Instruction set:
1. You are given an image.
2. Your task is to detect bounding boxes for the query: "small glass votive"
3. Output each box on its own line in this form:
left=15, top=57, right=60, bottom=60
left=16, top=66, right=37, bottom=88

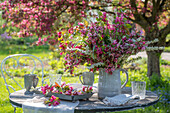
left=49, top=74, right=62, bottom=86
left=131, top=81, right=146, bottom=99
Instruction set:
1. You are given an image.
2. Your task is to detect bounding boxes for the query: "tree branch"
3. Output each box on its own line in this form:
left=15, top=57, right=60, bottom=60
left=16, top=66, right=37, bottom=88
left=159, top=0, right=166, bottom=11
left=160, top=20, right=170, bottom=40
left=156, top=0, right=161, bottom=7
left=88, top=4, right=113, bottom=8
left=150, top=0, right=159, bottom=24
left=144, top=0, right=148, bottom=9
left=88, top=5, right=116, bottom=15
left=153, top=0, right=156, bottom=6
left=130, top=0, right=138, bottom=13
left=123, top=14, right=136, bottom=23
left=143, top=0, right=148, bottom=17
left=56, top=6, right=69, bottom=17
left=129, top=0, right=147, bottom=25
left=90, top=4, right=140, bottom=25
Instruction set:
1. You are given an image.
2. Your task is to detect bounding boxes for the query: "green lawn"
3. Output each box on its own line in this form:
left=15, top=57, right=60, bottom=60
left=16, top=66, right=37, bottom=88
left=0, top=44, right=51, bottom=60
left=165, top=46, right=170, bottom=52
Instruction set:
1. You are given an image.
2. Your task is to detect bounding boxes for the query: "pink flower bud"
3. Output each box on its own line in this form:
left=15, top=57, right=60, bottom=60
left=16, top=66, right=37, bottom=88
left=89, top=86, right=93, bottom=90
left=50, top=98, right=53, bottom=102
left=51, top=95, right=56, bottom=100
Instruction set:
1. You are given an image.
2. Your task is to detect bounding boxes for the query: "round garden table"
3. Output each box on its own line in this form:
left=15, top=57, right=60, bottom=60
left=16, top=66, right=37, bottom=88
left=9, top=86, right=159, bottom=113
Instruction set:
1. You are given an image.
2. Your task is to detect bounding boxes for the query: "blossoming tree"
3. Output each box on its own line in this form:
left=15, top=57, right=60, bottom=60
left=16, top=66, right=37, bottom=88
left=0, top=0, right=169, bottom=77
left=116, top=0, right=170, bottom=77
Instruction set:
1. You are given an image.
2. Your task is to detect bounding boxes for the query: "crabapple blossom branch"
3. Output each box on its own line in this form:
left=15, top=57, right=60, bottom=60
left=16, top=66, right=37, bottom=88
left=125, top=56, right=142, bottom=64
left=66, top=48, right=91, bottom=55
left=145, top=38, right=159, bottom=45
left=86, top=62, right=105, bottom=70
left=146, top=47, right=165, bottom=51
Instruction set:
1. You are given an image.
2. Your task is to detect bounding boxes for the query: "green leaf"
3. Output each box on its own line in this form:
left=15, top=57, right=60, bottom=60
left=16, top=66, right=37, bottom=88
left=123, top=18, right=127, bottom=21
left=5, top=28, right=10, bottom=32
left=126, top=24, right=132, bottom=28
left=96, top=17, right=100, bottom=21
left=73, top=40, right=82, bottom=47
left=98, top=11, right=103, bottom=16
left=82, top=40, right=89, bottom=46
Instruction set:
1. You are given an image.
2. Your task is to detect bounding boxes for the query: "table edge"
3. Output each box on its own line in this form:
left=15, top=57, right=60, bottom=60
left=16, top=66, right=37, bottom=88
left=74, top=97, right=159, bottom=113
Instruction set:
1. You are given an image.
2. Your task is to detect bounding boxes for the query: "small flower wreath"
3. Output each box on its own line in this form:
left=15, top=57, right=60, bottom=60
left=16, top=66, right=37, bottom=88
left=41, top=82, right=93, bottom=106
left=44, top=95, right=61, bottom=106
left=41, top=82, right=93, bottom=96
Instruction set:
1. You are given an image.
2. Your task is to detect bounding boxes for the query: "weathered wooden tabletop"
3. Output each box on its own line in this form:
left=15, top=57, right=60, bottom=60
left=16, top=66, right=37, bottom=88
left=9, top=87, right=159, bottom=113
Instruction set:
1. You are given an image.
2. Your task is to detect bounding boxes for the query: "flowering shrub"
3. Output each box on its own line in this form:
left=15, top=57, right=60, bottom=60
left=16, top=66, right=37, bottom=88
left=44, top=95, right=60, bottom=106
left=61, top=11, right=146, bottom=74
left=41, top=82, right=93, bottom=96
left=1, top=32, right=12, bottom=39
left=0, top=0, right=89, bottom=39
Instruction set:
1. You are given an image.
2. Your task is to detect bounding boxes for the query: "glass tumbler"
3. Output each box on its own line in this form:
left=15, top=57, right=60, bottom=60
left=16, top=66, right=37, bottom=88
left=131, top=81, right=146, bottom=99
left=49, top=74, right=62, bottom=86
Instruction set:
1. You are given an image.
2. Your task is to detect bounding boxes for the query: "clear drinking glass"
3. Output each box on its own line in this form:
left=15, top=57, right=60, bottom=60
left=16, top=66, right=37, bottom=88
left=131, top=81, right=146, bottom=99
left=49, top=74, right=62, bottom=86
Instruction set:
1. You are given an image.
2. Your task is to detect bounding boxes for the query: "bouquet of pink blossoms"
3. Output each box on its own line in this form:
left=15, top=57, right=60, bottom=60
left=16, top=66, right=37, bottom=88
left=60, top=11, right=146, bottom=74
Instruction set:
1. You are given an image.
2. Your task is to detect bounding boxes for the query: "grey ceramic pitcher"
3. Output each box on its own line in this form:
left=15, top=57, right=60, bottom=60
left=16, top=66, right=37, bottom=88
left=98, top=68, right=128, bottom=99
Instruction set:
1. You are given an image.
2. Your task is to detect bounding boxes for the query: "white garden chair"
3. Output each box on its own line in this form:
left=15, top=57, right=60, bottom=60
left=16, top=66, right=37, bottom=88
left=1, top=54, right=45, bottom=113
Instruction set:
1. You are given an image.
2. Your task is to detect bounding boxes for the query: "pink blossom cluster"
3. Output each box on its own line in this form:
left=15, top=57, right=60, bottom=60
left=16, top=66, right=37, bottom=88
left=0, top=0, right=89, bottom=41
left=44, top=95, right=60, bottom=106
left=41, top=84, right=54, bottom=95
left=119, top=0, right=154, bottom=16
left=82, top=86, right=93, bottom=93
left=63, top=11, right=146, bottom=74
left=60, top=82, right=74, bottom=95
left=118, top=0, right=168, bottom=27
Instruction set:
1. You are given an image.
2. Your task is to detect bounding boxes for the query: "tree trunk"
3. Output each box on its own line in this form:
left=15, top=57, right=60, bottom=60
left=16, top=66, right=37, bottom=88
left=146, top=51, right=162, bottom=77
left=144, top=25, right=165, bottom=77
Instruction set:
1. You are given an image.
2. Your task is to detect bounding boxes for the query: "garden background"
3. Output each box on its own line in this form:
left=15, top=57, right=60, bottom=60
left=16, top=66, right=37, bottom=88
left=0, top=2, right=170, bottom=113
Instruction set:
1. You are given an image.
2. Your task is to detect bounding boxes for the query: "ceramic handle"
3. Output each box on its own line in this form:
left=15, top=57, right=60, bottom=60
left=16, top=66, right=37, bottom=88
left=120, top=69, right=128, bottom=89
left=79, top=75, right=84, bottom=85
left=33, top=77, right=39, bottom=88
